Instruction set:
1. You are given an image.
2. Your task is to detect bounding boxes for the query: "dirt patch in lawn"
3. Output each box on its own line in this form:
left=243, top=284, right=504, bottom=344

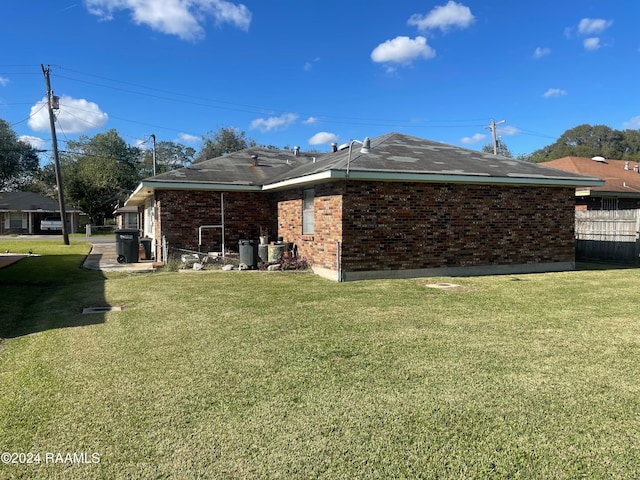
left=420, top=282, right=471, bottom=292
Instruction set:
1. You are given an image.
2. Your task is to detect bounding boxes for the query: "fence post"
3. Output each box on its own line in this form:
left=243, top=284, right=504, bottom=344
left=636, top=212, right=640, bottom=264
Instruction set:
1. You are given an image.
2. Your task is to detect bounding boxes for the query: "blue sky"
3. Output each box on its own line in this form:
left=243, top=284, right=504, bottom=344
left=2, top=0, right=639, bottom=163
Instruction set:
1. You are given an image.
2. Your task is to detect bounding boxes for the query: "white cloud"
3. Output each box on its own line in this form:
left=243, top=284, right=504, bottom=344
left=308, top=132, right=338, bottom=146
left=497, top=125, right=521, bottom=136
left=0, top=76, right=9, bottom=87
left=303, top=117, right=318, bottom=125
left=371, top=36, right=435, bottom=66
left=460, top=133, right=486, bottom=144
left=578, top=18, right=613, bottom=35
left=533, top=47, right=551, bottom=59
left=542, top=88, right=568, bottom=98
left=622, top=116, right=640, bottom=129
left=178, top=133, right=200, bottom=143
left=249, top=113, right=298, bottom=132
left=84, top=0, right=251, bottom=42
left=408, top=1, right=474, bottom=32
left=303, top=57, right=320, bottom=71
left=19, top=135, right=46, bottom=150
left=583, top=37, right=601, bottom=51
left=28, top=95, right=108, bottom=134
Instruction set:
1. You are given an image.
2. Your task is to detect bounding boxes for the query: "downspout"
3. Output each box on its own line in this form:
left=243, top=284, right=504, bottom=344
left=337, top=240, right=343, bottom=282
left=221, top=192, right=225, bottom=262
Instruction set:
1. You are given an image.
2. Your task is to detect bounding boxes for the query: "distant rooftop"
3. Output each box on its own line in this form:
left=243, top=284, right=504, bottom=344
left=541, top=156, right=640, bottom=194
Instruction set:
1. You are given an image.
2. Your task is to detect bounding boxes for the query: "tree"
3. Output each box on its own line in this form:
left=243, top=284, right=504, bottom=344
left=528, top=124, right=640, bottom=162
left=482, top=139, right=513, bottom=158
left=0, top=119, right=40, bottom=191
left=140, top=140, right=195, bottom=177
left=62, top=129, right=141, bottom=224
left=194, top=127, right=256, bottom=163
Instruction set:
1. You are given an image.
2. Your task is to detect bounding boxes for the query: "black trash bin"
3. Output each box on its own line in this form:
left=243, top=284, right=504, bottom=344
left=115, top=229, right=140, bottom=263
left=239, top=239, right=258, bottom=269
left=140, top=238, right=152, bottom=260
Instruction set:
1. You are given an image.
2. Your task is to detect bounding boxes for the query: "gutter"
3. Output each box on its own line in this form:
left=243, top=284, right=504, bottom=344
left=125, top=180, right=262, bottom=206
left=126, top=168, right=605, bottom=202
left=264, top=169, right=605, bottom=190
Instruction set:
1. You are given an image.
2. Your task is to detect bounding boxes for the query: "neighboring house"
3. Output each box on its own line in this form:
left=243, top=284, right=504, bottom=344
left=0, top=191, right=81, bottom=235
left=114, top=205, right=139, bottom=230
left=541, top=156, right=640, bottom=264
left=540, top=156, right=640, bottom=210
left=125, top=132, right=602, bottom=281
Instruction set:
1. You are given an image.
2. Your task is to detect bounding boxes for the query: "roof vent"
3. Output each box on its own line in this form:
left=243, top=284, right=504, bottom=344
left=625, top=161, right=630, bottom=170
left=331, top=142, right=338, bottom=153
left=591, top=156, right=607, bottom=163
left=293, top=146, right=300, bottom=156
left=635, top=165, right=639, bottom=173
left=251, top=154, right=258, bottom=166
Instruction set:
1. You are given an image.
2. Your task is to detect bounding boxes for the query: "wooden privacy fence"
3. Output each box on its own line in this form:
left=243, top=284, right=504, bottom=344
left=575, top=209, right=640, bottom=264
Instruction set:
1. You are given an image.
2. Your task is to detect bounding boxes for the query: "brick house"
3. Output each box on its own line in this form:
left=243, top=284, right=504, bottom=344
left=125, top=133, right=602, bottom=281
left=0, top=191, right=81, bottom=235
left=540, top=156, right=640, bottom=210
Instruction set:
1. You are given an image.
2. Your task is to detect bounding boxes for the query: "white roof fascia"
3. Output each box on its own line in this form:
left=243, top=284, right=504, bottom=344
left=262, top=171, right=335, bottom=190
left=126, top=169, right=605, bottom=202
left=144, top=181, right=261, bottom=191
left=125, top=180, right=262, bottom=206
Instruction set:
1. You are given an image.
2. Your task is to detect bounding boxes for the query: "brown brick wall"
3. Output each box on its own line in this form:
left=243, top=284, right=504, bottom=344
left=156, top=182, right=576, bottom=275
left=157, top=190, right=275, bottom=253
left=340, top=182, right=576, bottom=272
left=274, top=183, right=344, bottom=270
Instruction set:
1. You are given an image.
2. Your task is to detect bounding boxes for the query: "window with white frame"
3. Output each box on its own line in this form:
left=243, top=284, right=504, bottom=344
left=9, top=212, right=25, bottom=229
left=302, top=188, right=314, bottom=235
left=126, top=212, right=138, bottom=228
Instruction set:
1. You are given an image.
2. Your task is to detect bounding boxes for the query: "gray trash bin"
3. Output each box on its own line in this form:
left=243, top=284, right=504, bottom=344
left=115, top=229, right=140, bottom=263
left=239, top=239, right=258, bottom=269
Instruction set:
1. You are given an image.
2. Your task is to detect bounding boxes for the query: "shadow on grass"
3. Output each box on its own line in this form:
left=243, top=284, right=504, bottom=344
left=0, top=253, right=108, bottom=340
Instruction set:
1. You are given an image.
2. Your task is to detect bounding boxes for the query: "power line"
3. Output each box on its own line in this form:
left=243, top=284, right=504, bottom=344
left=9, top=104, right=46, bottom=127
left=52, top=67, right=491, bottom=130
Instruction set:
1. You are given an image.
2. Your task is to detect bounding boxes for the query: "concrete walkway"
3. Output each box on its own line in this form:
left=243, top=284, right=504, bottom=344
left=82, top=242, right=158, bottom=273
left=0, top=235, right=158, bottom=272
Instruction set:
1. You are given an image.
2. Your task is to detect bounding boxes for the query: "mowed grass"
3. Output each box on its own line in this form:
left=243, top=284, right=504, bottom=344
left=1, top=241, right=640, bottom=479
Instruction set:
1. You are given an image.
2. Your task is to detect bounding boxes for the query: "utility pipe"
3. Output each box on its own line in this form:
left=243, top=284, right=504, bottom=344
left=197, top=193, right=226, bottom=261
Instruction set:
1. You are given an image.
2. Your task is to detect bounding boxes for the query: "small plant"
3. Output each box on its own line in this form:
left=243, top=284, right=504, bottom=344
left=259, top=256, right=309, bottom=271
left=163, top=258, right=183, bottom=272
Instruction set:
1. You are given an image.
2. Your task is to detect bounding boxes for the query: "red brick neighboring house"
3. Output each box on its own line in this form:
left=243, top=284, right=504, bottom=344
left=540, top=156, right=640, bottom=210
left=125, top=133, right=602, bottom=281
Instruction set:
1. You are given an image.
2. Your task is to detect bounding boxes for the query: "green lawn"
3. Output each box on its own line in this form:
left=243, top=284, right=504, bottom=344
left=1, top=241, right=640, bottom=479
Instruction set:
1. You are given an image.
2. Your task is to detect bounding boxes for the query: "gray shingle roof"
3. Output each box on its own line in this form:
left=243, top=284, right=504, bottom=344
left=275, top=132, right=603, bottom=184
left=127, top=132, right=603, bottom=205
left=147, top=147, right=316, bottom=187
left=0, top=192, right=70, bottom=212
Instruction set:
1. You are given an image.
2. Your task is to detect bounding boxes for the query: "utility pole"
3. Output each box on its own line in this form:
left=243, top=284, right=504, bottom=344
left=150, top=134, right=156, bottom=176
left=485, top=119, right=506, bottom=155
left=41, top=64, right=69, bottom=245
